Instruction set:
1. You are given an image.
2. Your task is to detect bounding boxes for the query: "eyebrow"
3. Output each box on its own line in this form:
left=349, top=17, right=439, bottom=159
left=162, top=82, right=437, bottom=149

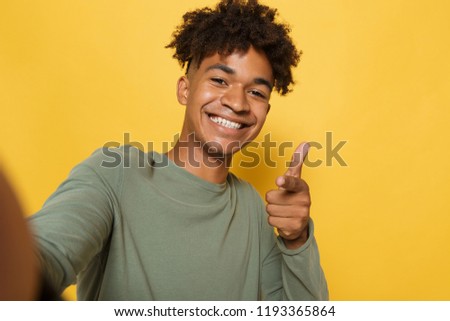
left=206, top=63, right=273, bottom=91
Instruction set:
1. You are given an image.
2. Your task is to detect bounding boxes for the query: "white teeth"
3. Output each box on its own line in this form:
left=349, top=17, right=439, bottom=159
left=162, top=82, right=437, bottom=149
left=209, top=116, right=243, bottom=129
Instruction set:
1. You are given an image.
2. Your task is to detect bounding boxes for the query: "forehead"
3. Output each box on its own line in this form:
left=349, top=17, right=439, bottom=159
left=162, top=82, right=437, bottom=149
left=191, top=47, right=274, bottom=82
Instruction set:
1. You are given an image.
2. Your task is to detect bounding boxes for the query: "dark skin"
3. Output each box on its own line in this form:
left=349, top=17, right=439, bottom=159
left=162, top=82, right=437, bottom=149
left=266, top=142, right=311, bottom=249
left=167, top=46, right=312, bottom=249
left=0, top=169, right=40, bottom=300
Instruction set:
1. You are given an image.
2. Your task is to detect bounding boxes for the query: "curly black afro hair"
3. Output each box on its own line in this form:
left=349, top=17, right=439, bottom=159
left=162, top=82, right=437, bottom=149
left=166, top=0, right=301, bottom=95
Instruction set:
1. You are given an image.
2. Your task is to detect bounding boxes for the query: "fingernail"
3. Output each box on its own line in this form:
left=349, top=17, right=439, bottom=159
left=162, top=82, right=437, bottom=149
left=276, top=176, right=285, bottom=186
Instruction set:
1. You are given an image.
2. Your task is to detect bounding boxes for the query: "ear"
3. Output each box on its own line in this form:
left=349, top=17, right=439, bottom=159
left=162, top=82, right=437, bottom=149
left=176, top=76, right=189, bottom=105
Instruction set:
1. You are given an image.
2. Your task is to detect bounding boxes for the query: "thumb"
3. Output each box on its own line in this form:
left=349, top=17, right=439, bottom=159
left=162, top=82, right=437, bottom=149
left=285, top=142, right=310, bottom=178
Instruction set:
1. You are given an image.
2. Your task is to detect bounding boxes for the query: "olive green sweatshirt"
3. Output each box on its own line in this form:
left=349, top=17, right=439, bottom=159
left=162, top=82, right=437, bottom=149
left=28, top=146, right=328, bottom=300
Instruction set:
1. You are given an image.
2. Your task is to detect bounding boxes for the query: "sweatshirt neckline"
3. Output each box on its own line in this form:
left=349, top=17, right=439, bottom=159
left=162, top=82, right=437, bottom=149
left=150, top=151, right=228, bottom=194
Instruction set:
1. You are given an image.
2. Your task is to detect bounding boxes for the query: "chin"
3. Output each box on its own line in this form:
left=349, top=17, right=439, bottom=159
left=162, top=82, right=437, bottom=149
left=202, top=140, right=243, bottom=159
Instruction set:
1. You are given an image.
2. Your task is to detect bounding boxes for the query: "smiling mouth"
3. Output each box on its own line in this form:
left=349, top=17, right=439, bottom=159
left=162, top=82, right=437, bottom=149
left=208, top=115, right=245, bottom=129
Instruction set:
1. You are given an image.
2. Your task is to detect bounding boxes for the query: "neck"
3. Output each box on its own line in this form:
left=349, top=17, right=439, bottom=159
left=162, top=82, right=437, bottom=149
left=166, top=140, right=232, bottom=184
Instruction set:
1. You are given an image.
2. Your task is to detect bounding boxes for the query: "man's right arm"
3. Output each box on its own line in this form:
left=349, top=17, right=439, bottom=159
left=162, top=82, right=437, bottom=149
left=28, top=149, right=121, bottom=294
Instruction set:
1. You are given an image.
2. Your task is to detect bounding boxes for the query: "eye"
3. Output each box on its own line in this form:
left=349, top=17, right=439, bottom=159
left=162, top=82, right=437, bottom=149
left=211, top=77, right=227, bottom=86
left=249, top=89, right=267, bottom=99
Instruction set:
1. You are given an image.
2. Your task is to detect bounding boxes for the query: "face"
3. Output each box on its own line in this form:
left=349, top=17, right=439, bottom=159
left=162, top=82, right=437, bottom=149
left=177, top=46, right=274, bottom=157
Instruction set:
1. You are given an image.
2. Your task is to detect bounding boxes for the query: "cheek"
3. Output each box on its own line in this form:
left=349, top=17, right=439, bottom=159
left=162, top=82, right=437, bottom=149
left=255, top=107, right=269, bottom=125
left=187, top=84, right=218, bottom=107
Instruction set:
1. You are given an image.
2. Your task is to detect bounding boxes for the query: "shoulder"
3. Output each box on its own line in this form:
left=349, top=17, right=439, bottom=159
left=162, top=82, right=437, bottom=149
left=68, top=145, right=152, bottom=191
left=85, top=145, right=147, bottom=168
left=228, top=172, right=265, bottom=205
left=79, top=145, right=157, bottom=172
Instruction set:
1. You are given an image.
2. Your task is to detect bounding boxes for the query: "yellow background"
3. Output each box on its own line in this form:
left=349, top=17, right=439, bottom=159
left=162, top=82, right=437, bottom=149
left=1, top=0, right=449, bottom=300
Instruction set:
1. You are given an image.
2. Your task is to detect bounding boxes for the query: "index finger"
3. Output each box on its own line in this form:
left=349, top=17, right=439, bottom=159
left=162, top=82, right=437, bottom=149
left=276, top=175, right=309, bottom=193
left=285, top=142, right=310, bottom=178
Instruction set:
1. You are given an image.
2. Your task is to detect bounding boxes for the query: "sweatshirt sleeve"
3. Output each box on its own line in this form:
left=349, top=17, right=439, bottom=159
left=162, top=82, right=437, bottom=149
left=27, top=148, right=122, bottom=294
left=258, top=194, right=329, bottom=301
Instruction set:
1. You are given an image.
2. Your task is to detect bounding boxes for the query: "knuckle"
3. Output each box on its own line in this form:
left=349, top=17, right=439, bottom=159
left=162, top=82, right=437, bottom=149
left=265, top=203, right=273, bottom=213
left=282, top=230, right=294, bottom=239
left=298, top=208, right=310, bottom=220
left=294, top=194, right=311, bottom=207
left=265, top=190, right=276, bottom=203
left=302, top=180, right=310, bottom=192
left=287, top=177, right=297, bottom=190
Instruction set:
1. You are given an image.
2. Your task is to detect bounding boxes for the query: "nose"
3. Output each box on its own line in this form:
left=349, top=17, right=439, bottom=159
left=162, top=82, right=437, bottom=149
left=220, top=86, right=249, bottom=113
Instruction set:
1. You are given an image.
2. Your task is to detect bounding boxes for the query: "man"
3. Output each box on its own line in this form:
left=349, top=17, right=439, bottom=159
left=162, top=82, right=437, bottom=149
left=28, top=0, right=328, bottom=300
